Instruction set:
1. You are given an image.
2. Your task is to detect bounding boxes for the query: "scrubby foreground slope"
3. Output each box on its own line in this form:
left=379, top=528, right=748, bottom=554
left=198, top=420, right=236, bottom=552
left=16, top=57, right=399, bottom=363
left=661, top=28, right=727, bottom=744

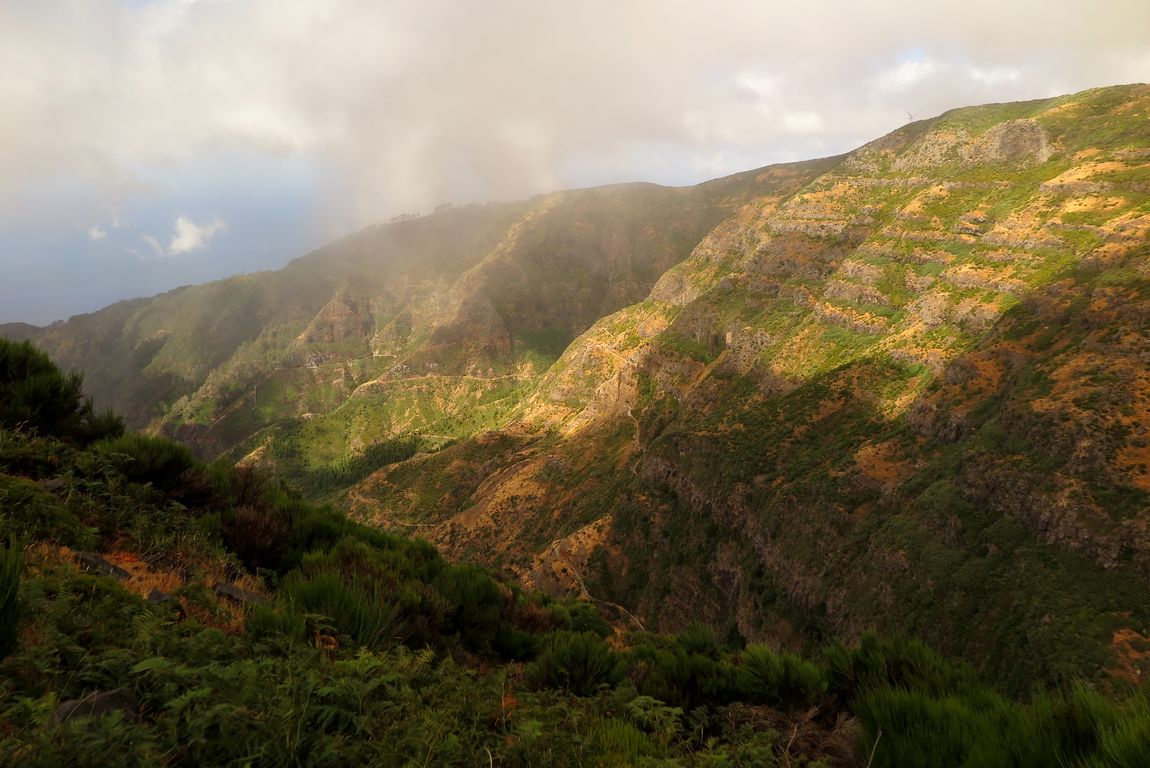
left=7, top=340, right=1150, bottom=766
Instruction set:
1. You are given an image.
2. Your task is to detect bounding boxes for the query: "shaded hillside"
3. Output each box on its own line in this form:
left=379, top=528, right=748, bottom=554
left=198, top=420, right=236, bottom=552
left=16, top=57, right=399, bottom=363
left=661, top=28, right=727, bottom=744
left=18, top=163, right=832, bottom=472
left=344, top=84, right=1150, bottom=692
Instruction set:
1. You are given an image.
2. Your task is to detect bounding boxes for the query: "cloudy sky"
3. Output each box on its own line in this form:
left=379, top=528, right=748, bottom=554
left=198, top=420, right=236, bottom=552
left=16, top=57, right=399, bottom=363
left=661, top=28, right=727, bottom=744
left=1, top=0, right=1148, bottom=324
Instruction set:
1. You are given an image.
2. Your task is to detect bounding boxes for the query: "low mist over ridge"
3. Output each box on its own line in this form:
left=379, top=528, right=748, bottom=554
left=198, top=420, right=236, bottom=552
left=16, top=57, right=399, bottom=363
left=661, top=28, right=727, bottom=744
left=1, top=0, right=1148, bottom=323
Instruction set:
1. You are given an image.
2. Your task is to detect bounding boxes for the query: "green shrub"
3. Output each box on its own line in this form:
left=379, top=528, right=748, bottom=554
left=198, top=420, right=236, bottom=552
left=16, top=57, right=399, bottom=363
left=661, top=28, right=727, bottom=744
left=589, top=718, right=654, bottom=765
left=550, top=599, right=613, bottom=638
left=221, top=503, right=293, bottom=570
left=527, top=631, right=625, bottom=696
left=625, top=695, right=684, bottom=749
left=245, top=604, right=308, bottom=645
left=847, top=653, right=1150, bottom=767
left=569, top=602, right=612, bottom=637
left=0, top=339, right=122, bottom=445
left=736, top=645, right=785, bottom=702
left=638, top=645, right=737, bottom=709
left=72, top=407, right=125, bottom=447
left=1083, top=696, right=1150, bottom=768
left=433, top=564, right=504, bottom=646
left=288, top=505, right=351, bottom=559
left=736, top=645, right=826, bottom=708
left=0, top=430, right=73, bottom=478
left=4, top=714, right=162, bottom=768
left=491, top=623, right=541, bottom=660
left=677, top=621, right=721, bottom=659
left=90, top=434, right=198, bottom=491
left=0, top=474, right=91, bottom=546
left=854, top=687, right=986, bottom=767
left=210, top=467, right=327, bottom=571
left=281, top=572, right=402, bottom=651
left=824, top=632, right=979, bottom=702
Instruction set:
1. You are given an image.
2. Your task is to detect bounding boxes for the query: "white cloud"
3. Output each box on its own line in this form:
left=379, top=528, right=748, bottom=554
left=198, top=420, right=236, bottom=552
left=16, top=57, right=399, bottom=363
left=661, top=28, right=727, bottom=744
left=733, top=71, right=782, bottom=99
left=0, top=0, right=1147, bottom=232
left=782, top=111, right=824, bottom=135
left=88, top=225, right=107, bottom=241
left=971, top=67, right=1022, bottom=86
left=875, top=59, right=943, bottom=91
left=168, top=215, right=226, bottom=255
left=141, top=234, right=165, bottom=259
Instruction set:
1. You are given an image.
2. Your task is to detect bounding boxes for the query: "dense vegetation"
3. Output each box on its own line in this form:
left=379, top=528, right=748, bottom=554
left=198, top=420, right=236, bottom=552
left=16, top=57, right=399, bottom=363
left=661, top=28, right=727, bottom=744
left=2, top=339, right=1150, bottom=765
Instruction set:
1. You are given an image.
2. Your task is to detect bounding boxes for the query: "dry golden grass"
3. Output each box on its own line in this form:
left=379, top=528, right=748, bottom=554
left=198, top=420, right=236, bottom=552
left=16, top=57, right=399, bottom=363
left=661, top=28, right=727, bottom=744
left=853, top=440, right=911, bottom=495
left=1108, top=627, right=1150, bottom=685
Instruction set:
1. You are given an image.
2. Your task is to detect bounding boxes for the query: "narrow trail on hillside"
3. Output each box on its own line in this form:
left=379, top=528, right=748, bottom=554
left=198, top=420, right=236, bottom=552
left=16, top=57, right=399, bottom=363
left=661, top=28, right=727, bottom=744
left=468, top=450, right=539, bottom=503
left=203, top=359, right=524, bottom=431
left=540, top=523, right=647, bottom=632
left=586, top=341, right=628, bottom=365
left=273, top=352, right=383, bottom=372
left=344, top=486, right=445, bottom=533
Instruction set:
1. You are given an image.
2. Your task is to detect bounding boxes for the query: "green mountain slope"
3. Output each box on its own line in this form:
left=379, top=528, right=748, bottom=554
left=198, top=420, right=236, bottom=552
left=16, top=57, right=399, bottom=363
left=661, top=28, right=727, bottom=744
left=342, top=84, right=1150, bottom=691
left=22, top=164, right=832, bottom=468
left=7, top=84, right=1150, bottom=693
left=6, top=338, right=1150, bottom=767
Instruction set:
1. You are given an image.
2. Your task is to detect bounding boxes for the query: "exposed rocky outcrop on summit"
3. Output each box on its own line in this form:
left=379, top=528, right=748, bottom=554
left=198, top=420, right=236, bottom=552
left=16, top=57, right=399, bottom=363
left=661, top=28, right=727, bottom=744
left=893, top=119, right=1053, bottom=170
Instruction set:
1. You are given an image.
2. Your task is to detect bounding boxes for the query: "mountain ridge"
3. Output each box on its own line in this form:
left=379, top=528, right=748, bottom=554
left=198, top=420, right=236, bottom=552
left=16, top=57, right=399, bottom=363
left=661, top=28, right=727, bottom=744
left=341, top=83, right=1150, bottom=691
left=7, top=83, right=1150, bottom=690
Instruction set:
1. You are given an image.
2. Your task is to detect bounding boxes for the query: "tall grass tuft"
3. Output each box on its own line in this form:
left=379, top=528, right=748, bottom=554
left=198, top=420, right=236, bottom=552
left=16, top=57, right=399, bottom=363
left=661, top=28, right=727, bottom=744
left=0, top=540, right=23, bottom=659
left=282, top=572, right=402, bottom=651
left=527, top=631, right=625, bottom=696
left=736, top=644, right=826, bottom=708
left=0, top=474, right=92, bottom=546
